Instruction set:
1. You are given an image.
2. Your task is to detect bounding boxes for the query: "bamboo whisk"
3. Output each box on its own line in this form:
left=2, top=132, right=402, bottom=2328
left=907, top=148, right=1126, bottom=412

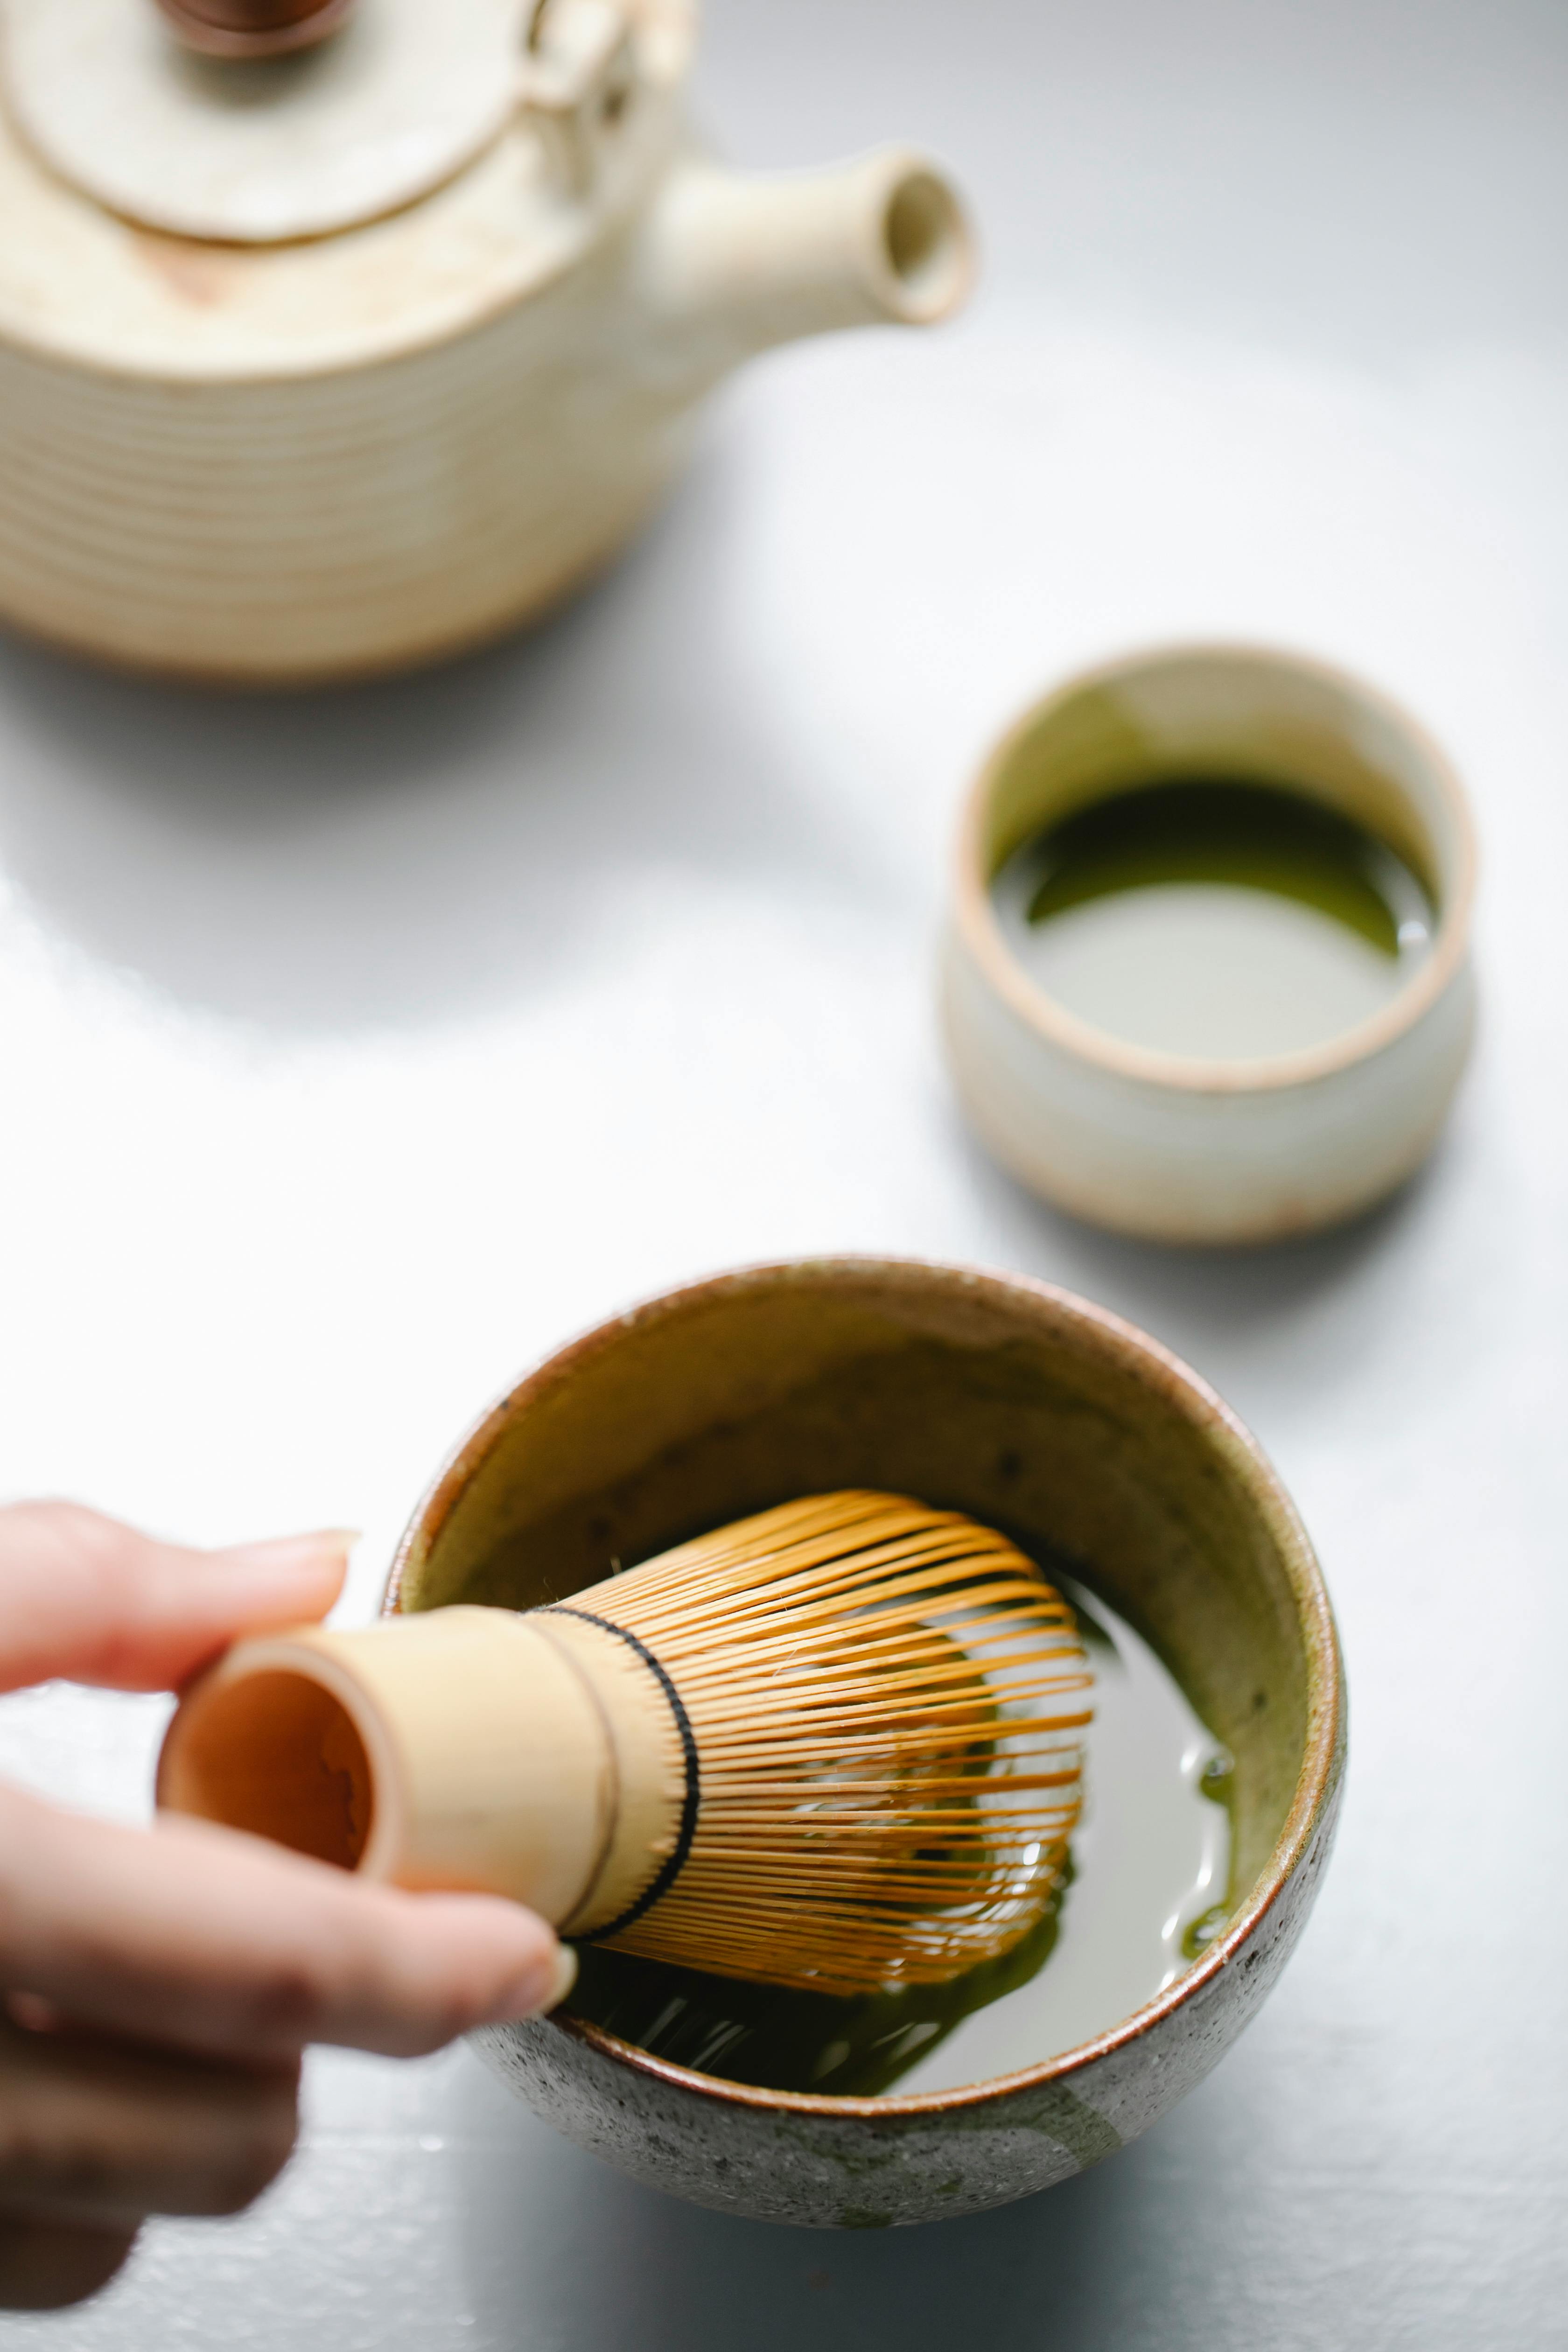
left=158, top=1491, right=1092, bottom=1995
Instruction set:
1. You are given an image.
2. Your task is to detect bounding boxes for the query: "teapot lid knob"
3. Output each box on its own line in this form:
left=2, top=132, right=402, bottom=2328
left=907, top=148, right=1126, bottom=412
left=154, top=0, right=357, bottom=60
left=3, top=0, right=536, bottom=245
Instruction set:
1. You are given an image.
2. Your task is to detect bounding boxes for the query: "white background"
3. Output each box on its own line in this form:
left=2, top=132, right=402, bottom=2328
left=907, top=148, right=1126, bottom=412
left=1, top=0, right=1565, bottom=2343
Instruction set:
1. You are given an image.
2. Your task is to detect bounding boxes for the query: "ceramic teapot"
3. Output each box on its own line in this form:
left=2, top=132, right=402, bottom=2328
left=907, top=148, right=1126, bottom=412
left=0, top=0, right=973, bottom=681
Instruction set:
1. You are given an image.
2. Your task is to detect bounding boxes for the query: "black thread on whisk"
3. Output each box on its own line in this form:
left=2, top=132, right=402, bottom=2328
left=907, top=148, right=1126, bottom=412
left=540, top=1605, right=701, bottom=1942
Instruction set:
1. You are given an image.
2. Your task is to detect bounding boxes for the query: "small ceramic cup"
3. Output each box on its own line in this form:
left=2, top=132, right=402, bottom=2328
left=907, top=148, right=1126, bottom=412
left=385, top=1256, right=1345, bottom=2227
left=942, top=644, right=1477, bottom=1245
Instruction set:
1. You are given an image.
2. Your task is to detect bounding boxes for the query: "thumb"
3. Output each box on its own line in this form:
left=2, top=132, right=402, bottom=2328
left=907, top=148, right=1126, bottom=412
left=0, top=1503, right=354, bottom=1697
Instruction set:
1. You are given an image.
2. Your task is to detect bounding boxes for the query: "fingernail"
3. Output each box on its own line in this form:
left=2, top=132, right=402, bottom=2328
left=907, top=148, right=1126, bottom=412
left=486, top=1941, right=577, bottom=2024
left=220, top=1530, right=361, bottom=1575
left=546, top=1944, right=579, bottom=2011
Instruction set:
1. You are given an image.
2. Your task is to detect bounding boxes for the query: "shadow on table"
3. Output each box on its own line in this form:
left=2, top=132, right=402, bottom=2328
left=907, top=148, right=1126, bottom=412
left=946, top=1106, right=1487, bottom=1432
left=449, top=2054, right=1204, bottom=2352
left=0, top=429, right=876, bottom=1037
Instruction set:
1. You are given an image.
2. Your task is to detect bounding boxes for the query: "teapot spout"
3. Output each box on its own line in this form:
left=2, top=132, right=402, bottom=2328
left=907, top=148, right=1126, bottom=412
left=636, top=147, right=974, bottom=383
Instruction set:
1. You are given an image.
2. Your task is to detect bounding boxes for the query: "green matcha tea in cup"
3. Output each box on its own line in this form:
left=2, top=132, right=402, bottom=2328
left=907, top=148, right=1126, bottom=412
left=943, top=644, right=1477, bottom=1244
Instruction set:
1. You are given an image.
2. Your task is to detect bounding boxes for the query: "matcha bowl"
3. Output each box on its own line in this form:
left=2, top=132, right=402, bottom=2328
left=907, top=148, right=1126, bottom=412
left=385, top=1257, right=1345, bottom=2227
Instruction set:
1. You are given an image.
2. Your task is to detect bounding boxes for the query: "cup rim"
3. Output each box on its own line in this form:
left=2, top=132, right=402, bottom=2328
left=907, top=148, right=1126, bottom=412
left=953, top=639, right=1477, bottom=1096
left=386, top=1253, right=1345, bottom=2121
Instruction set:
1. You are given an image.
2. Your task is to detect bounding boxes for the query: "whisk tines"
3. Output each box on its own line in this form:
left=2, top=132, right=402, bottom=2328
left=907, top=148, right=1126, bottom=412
left=565, top=1490, right=1092, bottom=1994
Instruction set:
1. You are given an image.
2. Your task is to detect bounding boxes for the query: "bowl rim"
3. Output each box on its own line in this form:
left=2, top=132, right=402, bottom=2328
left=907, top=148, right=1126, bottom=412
left=386, top=1253, right=1345, bottom=2121
left=952, top=637, right=1477, bottom=1097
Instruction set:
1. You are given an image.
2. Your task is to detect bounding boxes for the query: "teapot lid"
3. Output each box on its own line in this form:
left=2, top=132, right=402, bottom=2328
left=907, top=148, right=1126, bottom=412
left=2, top=0, right=676, bottom=244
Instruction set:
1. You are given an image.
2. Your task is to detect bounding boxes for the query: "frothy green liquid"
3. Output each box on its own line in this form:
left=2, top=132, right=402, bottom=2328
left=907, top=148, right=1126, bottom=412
left=992, top=777, right=1435, bottom=1061
left=562, top=1580, right=1232, bottom=2099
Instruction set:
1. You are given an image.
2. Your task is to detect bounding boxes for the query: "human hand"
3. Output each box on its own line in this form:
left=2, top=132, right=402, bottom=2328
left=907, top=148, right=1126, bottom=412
left=0, top=1503, right=571, bottom=2311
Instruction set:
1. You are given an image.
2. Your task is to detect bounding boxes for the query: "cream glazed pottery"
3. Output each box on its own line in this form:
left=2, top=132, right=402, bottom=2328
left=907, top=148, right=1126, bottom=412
left=942, top=644, right=1478, bottom=1246
left=0, top=0, right=973, bottom=682
left=383, top=1257, right=1345, bottom=2229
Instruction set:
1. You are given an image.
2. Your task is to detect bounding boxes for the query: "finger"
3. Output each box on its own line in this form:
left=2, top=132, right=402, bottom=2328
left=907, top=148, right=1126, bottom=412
left=0, top=1502, right=353, bottom=1694
left=0, top=1785, right=573, bottom=2065
left=0, top=2214, right=137, bottom=2311
left=0, top=2009, right=298, bottom=2226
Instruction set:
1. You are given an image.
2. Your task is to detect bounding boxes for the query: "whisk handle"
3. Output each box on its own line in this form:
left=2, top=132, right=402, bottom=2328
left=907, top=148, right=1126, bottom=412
left=156, top=1607, right=685, bottom=1932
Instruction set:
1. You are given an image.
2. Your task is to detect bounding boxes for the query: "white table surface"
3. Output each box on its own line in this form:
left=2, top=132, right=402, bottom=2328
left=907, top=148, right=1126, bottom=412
left=1, top=0, right=1565, bottom=2343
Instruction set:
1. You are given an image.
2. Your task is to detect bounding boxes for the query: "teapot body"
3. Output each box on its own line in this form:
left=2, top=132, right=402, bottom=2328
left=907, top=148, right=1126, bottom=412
left=0, top=1, right=971, bottom=683
left=0, top=147, right=704, bottom=684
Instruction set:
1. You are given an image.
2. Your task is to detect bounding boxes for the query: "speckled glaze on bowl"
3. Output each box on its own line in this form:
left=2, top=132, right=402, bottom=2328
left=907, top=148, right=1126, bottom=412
left=385, top=1258, right=1345, bottom=2228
